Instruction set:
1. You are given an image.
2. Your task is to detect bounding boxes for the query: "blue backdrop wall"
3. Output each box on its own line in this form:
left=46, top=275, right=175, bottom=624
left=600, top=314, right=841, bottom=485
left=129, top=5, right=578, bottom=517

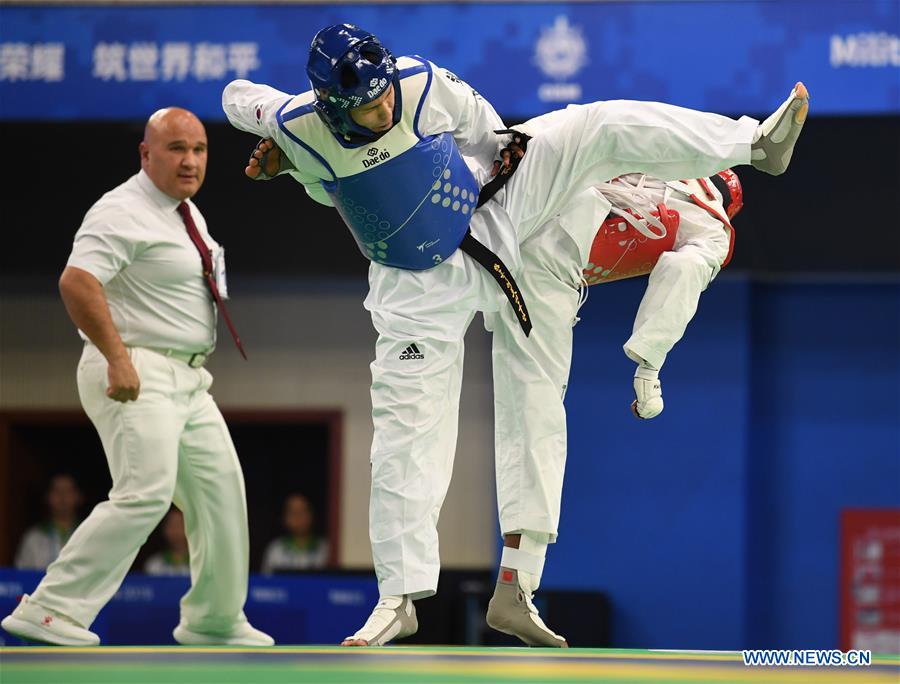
left=1, top=1, right=898, bottom=120
left=546, top=277, right=900, bottom=649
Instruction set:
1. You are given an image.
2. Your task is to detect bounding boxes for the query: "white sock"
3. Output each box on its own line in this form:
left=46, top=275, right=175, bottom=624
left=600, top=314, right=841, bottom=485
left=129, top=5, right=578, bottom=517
left=501, top=531, right=549, bottom=594
left=376, top=595, right=404, bottom=609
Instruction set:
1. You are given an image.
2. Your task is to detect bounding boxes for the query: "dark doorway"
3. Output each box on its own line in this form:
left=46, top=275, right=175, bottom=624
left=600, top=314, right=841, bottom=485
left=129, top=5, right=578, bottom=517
left=0, top=410, right=342, bottom=570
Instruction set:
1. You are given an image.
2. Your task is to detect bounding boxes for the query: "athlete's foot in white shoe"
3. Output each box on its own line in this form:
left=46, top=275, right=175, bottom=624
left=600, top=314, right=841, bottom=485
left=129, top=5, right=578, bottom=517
left=173, top=620, right=274, bottom=646
left=1, top=594, right=100, bottom=646
left=751, top=82, right=810, bottom=176
left=486, top=569, right=568, bottom=648
left=341, top=595, right=417, bottom=646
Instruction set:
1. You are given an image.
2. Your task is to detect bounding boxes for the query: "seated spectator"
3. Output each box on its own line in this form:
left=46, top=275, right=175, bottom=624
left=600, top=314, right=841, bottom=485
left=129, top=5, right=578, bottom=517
left=15, top=474, right=83, bottom=570
left=143, top=508, right=190, bottom=576
left=261, top=494, right=329, bottom=573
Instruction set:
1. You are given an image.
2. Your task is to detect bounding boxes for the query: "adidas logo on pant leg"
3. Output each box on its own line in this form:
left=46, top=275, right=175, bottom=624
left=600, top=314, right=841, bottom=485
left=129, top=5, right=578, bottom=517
left=399, top=343, right=425, bottom=360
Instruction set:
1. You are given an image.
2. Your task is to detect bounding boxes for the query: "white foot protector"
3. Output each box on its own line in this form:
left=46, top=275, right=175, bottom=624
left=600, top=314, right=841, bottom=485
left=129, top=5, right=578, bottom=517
left=1, top=594, right=100, bottom=646
left=341, top=595, right=417, bottom=646
left=486, top=568, right=568, bottom=648
left=751, top=82, right=810, bottom=176
left=173, top=620, right=274, bottom=646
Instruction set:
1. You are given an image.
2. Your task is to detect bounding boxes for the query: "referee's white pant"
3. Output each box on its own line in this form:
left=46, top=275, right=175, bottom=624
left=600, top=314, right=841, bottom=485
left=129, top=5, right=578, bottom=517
left=364, top=98, right=758, bottom=600
left=30, top=345, right=251, bottom=633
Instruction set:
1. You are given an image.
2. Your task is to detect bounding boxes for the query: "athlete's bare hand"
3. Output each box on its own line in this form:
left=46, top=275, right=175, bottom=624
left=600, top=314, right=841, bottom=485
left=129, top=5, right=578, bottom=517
left=245, top=138, right=282, bottom=179
left=490, top=132, right=528, bottom=178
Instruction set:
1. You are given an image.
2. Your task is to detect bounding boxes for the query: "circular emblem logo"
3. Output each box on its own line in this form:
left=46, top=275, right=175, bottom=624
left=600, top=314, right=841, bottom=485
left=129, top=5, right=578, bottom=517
left=534, top=16, right=588, bottom=80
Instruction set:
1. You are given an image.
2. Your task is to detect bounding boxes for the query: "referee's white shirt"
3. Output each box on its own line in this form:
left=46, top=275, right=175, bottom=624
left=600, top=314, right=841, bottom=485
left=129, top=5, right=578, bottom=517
left=66, top=170, right=219, bottom=354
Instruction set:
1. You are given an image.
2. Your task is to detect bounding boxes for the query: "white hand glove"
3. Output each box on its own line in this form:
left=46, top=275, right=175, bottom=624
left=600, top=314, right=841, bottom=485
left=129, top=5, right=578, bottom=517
left=631, top=365, right=663, bottom=419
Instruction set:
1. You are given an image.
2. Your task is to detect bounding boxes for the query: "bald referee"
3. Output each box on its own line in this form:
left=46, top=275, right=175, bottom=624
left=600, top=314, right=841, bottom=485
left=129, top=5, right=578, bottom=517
left=1, top=108, right=272, bottom=647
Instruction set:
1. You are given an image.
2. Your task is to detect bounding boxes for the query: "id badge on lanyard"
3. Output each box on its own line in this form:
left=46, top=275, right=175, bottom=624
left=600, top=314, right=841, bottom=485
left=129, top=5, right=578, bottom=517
left=214, top=247, right=229, bottom=300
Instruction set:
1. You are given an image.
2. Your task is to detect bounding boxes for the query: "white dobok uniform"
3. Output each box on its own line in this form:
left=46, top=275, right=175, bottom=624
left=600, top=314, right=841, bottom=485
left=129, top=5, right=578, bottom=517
left=223, top=56, right=757, bottom=599
left=602, top=175, right=732, bottom=371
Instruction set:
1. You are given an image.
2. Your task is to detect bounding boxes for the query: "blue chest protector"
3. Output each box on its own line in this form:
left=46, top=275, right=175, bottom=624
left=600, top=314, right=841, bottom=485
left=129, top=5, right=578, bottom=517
left=278, top=57, right=533, bottom=335
left=322, top=132, right=479, bottom=270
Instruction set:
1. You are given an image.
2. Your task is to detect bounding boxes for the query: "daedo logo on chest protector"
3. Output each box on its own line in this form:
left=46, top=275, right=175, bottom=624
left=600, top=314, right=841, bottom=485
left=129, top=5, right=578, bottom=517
left=362, top=147, right=391, bottom=168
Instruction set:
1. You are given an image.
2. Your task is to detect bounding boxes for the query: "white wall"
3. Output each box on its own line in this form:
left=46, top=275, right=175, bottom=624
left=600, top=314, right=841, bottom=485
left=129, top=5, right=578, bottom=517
left=0, top=282, right=498, bottom=569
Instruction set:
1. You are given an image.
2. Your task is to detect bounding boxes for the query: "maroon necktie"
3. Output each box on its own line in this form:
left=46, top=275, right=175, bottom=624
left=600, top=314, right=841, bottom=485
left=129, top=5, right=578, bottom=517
left=177, top=201, right=247, bottom=360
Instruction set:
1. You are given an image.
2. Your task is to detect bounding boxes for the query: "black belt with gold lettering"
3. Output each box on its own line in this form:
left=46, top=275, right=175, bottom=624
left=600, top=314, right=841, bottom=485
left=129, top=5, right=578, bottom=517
left=458, top=231, right=532, bottom=337
left=456, top=129, right=533, bottom=336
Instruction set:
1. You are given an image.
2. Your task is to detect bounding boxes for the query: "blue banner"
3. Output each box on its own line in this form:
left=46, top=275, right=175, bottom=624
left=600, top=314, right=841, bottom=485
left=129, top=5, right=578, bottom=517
left=0, top=569, right=379, bottom=645
left=0, top=1, right=897, bottom=121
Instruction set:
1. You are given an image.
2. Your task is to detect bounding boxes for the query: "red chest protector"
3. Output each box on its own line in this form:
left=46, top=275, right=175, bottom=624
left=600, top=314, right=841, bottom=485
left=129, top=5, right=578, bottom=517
left=583, top=169, right=743, bottom=285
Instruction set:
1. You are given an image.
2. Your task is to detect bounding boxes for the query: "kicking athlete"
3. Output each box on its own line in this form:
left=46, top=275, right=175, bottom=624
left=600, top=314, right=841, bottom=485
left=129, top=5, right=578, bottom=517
left=222, top=23, right=808, bottom=647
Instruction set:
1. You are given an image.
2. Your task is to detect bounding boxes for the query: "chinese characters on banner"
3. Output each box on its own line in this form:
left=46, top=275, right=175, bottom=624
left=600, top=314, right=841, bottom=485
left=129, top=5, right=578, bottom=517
left=0, top=43, right=65, bottom=82
left=92, top=42, right=260, bottom=82
left=0, top=41, right=260, bottom=83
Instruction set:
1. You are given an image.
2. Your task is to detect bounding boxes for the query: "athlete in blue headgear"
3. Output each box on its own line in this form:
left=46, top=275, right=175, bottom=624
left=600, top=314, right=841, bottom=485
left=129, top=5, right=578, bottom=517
left=305, top=25, right=399, bottom=142
left=223, top=23, right=808, bottom=647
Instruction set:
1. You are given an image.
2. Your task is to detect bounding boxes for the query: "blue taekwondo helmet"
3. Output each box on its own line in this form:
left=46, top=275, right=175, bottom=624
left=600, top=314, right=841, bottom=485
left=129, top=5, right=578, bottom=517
left=307, top=24, right=399, bottom=143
